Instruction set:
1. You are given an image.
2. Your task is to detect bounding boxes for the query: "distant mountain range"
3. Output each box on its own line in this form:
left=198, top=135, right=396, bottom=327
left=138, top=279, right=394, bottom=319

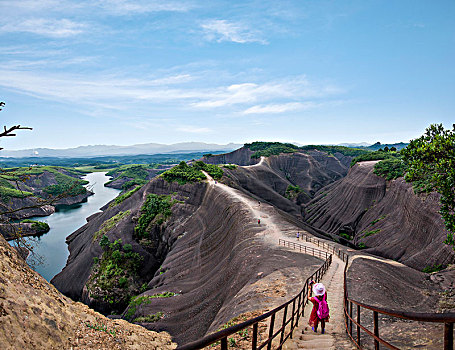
left=0, top=142, right=242, bottom=158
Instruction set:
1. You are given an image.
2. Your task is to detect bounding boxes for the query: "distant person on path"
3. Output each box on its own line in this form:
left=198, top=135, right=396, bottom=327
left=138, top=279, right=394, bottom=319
left=308, top=281, right=330, bottom=334
left=258, top=219, right=261, bottom=225
left=297, top=232, right=300, bottom=240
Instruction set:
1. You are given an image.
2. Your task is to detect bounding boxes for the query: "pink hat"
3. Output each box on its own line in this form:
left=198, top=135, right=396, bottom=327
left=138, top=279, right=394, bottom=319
left=313, top=283, right=326, bottom=296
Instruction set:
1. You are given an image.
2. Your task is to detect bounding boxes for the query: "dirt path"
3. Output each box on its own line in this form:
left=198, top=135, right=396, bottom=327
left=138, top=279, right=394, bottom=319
left=203, top=172, right=353, bottom=349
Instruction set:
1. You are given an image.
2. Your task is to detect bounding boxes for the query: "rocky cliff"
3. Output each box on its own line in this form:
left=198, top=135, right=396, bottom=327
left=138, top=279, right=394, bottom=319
left=52, top=171, right=324, bottom=345
left=304, top=161, right=455, bottom=270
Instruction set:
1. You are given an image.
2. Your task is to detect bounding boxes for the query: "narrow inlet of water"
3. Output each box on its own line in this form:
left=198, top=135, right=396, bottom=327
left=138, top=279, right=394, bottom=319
left=26, top=172, right=121, bottom=281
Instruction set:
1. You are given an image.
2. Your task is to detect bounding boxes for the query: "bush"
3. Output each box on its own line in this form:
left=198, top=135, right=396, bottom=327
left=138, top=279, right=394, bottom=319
left=112, top=186, right=141, bottom=206
left=93, top=210, right=131, bottom=241
left=161, top=161, right=205, bottom=185
left=374, top=158, right=407, bottom=180
left=245, top=142, right=299, bottom=159
left=300, top=145, right=368, bottom=157
left=223, top=164, right=237, bottom=170
left=134, top=194, right=177, bottom=239
left=351, top=150, right=401, bottom=167
left=423, top=264, right=445, bottom=273
left=21, top=219, right=50, bottom=233
left=192, top=161, right=224, bottom=180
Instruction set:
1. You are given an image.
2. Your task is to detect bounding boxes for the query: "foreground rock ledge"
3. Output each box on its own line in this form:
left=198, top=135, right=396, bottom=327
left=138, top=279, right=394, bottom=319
left=0, top=235, right=176, bottom=350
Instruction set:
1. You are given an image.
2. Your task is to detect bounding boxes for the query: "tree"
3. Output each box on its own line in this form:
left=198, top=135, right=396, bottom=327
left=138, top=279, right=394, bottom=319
left=402, top=123, right=455, bottom=247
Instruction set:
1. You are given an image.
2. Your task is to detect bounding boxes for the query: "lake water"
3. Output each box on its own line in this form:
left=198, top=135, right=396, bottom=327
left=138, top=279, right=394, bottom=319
left=26, top=172, right=121, bottom=281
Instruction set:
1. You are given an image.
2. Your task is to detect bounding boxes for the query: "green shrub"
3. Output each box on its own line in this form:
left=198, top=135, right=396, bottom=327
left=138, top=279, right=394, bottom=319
left=192, top=161, right=224, bottom=180
left=374, top=158, right=407, bottom=180
left=351, top=150, right=401, bottom=167
left=285, top=184, right=304, bottom=200
left=87, top=238, right=143, bottom=308
left=161, top=161, right=205, bottom=185
left=134, top=194, right=177, bottom=239
left=362, top=229, right=381, bottom=238
left=111, top=186, right=141, bottom=206
left=21, top=219, right=50, bottom=233
left=370, top=215, right=386, bottom=226
left=423, top=264, right=445, bottom=273
left=133, top=312, right=164, bottom=323
left=300, top=145, right=368, bottom=157
left=223, top=164, right=237, bottom=170
left=245, top=142, right=299, bottom=159
left=93, top=210, right=131, bottom=241
left=125, top=293, right=175, bottom=320
left=357, top=243, right=366, bottom=249
left=0, top=186, right=33, bottom=202
left=340, top=233, right=352, bottom=240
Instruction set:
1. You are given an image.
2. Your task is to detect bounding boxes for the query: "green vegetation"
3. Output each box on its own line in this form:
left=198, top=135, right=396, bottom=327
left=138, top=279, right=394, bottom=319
left=135, top=194, right=178, bottom=239
left=301, top=145, right=368, bottom=157
left=21, top=219, right=50, bottom=233
left=133, top=312, right=164, bottom=323
left=423, top=264, right=445, bottom=273
left=125, top=292, right=175, bottom=320
left=111, top=186, right=141, bottom=207
left=350, top=150, right=402, bottom=167
left=357, top=243, right=367, bottom=249
left=106, top=164, right=151, bottom=189
left=192, top=161, right=224, bottom=180
left=87, top=237, right=143, bottom=308
left=373, top=158, right=407, bottom=180
left=285, top=184, right=304, bottom=200
left=402, top=124, right=455, bottom=248
left=340, top=233, right=353, bottom=240
left=0, top=186, right=33, bottom=202
left=223, top=164, right=237, bottom=170
left=85, top=322, right=117, bottom=337
left=370, top=215, right=386, bottom=226
left=0, top=165, right=88, bottom=201
left=161, top=161, right=205, bottom=184
left=245, top=141, right=299, bottom=159
left=362, top=229, right=381, bottom=238
left=93, top=210, right=131, bottom=241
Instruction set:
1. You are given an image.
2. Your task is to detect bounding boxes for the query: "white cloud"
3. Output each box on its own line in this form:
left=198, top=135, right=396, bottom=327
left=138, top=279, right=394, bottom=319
left=201, top=19, right=267, bottom=44
left=243, top=102, right=317, bottom=115
left=192, top=77, right=342, bottom=109
left=177, top=126, right=212, bottom=133
left=94, top=0, right=193, bottom=15
left=1, top=18, right=86, bottom=38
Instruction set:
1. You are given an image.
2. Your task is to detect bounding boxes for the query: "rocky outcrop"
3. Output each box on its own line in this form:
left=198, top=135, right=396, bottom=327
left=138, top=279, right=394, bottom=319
left=202, top=146, right=259, bottom=166
left=305, top=161, right=455, bottom=270
left=52, top=173, right=323, bottom=345
left=0, top=234, right=176, bottom=349
left=0, top=222, right=49, bottom=240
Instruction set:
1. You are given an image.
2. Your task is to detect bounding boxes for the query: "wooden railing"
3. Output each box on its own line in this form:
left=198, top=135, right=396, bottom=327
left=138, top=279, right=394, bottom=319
left=176, top=241, right=332, bottom=350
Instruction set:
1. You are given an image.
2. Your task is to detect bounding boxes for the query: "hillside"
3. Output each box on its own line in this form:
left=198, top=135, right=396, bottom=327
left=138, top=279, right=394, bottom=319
left=0, top=234, right=176, bottom=349
left=0, top=166, right=92, bottom=220
left=51, top=160, right=326, bottom=344
left=304, top=161, right=454, bottom=270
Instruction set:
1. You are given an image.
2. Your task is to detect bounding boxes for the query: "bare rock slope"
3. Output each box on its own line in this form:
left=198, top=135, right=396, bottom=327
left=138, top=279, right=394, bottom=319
left=305, top=161, right=455, bottom=270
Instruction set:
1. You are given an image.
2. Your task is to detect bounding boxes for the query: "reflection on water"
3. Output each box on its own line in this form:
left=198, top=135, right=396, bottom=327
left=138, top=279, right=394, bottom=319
left=26, top=172, right=121, bottom=281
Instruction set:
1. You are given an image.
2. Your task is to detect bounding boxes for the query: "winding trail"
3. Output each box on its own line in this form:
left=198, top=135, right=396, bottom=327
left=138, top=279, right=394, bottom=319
left=202, top=171, right=353, bottom=349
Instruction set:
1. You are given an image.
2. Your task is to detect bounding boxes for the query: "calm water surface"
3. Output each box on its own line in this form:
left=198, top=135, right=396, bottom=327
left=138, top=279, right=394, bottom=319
left=27, top=172, right=121, bottom=281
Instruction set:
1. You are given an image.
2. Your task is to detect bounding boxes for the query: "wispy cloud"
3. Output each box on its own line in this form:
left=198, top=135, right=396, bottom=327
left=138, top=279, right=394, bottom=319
left=1, top=18, right=86, bottom=38
left=243, top=102, right=317, bottom=115
left=94, top=0, right=194, bottom=15
left=177, top=126, right=212, bottom=133
left=192, top=76, right=342, bottom=108
left=201, top=19, right=267, bottom=44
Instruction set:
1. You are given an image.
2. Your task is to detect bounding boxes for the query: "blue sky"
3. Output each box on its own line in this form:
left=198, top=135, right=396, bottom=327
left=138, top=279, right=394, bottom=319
left=0, top=0, right=454, bottom=150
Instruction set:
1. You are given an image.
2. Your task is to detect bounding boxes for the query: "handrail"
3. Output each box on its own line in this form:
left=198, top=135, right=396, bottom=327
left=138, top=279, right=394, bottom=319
left=176, top=240, right=332, bottom=350
left=341, top=248, right=455, bottom=349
